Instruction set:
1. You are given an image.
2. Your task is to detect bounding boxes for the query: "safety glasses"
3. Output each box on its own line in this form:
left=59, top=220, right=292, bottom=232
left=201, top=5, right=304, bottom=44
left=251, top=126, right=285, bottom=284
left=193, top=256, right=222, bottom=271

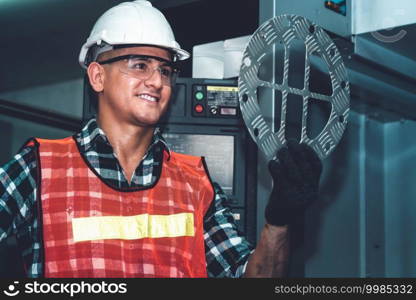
left=98, top=54, right=179, bottom=87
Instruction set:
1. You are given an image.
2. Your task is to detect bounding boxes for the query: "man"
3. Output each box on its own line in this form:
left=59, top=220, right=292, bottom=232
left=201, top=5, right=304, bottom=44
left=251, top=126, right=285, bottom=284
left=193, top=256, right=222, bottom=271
left=0, top=0, right=322, bottom=277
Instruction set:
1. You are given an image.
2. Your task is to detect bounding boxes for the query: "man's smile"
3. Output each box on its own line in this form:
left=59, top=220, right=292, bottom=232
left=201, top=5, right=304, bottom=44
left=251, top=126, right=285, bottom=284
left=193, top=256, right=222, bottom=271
left=136, top=93, right=160, bottom=103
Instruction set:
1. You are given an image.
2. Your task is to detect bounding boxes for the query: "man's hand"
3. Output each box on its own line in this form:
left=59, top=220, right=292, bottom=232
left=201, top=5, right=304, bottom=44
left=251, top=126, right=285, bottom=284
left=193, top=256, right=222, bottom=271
left=265, top=139, right=323, bottom=226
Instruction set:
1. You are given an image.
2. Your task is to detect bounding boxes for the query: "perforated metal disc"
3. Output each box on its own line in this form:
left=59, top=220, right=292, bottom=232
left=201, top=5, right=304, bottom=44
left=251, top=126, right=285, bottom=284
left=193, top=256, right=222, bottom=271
left=238, top=15, right=350, bottom=161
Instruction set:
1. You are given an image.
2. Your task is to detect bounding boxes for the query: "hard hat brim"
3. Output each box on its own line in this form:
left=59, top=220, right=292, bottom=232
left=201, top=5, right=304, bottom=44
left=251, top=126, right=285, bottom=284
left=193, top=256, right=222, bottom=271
left=79, top=41, right=190, bottom=69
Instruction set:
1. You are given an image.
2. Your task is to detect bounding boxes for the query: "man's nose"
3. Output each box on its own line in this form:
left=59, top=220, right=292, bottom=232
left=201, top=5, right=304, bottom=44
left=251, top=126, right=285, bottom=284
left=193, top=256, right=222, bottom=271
left=144, top=67, right=163, bottom=88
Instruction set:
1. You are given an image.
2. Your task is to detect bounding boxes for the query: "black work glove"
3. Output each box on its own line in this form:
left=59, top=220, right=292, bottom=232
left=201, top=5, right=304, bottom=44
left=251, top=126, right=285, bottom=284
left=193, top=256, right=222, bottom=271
left=265, top=140, right=323, bottom=226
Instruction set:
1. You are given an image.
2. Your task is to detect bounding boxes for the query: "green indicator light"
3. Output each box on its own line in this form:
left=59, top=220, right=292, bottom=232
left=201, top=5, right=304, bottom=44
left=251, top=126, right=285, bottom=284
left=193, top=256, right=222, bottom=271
left=195, top=92, right=204, bottom=100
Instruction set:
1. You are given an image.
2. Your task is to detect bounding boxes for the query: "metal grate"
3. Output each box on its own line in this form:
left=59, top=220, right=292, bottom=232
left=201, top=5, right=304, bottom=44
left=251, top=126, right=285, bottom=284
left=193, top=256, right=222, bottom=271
left=238, top=14, right=350, bottom=161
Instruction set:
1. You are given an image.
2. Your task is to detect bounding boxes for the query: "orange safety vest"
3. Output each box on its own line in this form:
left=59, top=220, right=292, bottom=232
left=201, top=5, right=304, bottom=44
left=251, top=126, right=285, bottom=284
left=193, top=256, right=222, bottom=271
left=35, top=136, right=214, bottom=278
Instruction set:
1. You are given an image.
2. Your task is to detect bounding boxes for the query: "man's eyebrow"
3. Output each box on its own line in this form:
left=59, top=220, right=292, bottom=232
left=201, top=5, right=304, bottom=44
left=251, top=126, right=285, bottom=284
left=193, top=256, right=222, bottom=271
left=131, top=55, right=173, bottom=64
left=130, top=56, right=151, bottom=61
left=160, top=61, right=174, bottom=67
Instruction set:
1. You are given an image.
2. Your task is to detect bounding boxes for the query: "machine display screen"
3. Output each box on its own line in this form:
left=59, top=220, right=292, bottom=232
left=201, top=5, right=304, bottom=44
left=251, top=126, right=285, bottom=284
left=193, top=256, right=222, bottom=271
left=162, top=133, right=235, bottom=195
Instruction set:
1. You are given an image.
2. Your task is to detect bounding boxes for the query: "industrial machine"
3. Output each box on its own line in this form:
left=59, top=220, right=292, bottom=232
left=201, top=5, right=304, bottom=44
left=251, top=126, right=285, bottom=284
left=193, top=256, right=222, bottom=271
left=257, top=0, right=416, bottom=277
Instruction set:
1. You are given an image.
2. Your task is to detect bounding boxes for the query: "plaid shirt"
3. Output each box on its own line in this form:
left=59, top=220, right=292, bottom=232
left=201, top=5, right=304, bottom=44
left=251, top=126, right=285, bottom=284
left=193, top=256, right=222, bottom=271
left=0, top=118, right=253, bottom=278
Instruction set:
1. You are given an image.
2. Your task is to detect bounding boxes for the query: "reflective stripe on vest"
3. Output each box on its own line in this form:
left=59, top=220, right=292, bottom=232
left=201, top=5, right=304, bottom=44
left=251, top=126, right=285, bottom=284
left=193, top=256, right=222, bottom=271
left=36, top=136, right=214, bottom=278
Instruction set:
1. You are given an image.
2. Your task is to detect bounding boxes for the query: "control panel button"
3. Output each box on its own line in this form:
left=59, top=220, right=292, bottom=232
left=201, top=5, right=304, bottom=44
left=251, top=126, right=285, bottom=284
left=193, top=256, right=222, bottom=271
left=195, top=91, right=204, bottom=100
left=194, top=104, right=204, bottom=113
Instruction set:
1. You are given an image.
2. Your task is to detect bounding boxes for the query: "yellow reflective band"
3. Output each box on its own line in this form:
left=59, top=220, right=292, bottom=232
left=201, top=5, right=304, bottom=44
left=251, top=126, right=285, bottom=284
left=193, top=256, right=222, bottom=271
left=206, top=85, right=238, bottom=92
left=72, top=213, right=195, bottom=242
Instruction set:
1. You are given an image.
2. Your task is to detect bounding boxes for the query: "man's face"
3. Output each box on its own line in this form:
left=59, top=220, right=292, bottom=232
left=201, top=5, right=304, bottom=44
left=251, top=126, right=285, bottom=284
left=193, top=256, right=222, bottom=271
left=93, top=46, right=173, bottom=127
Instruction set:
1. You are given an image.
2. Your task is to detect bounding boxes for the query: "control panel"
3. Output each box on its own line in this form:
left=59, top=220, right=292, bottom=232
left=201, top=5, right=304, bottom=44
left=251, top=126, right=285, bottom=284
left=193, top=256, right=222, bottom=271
left=192, top=85, right=239, bottom=118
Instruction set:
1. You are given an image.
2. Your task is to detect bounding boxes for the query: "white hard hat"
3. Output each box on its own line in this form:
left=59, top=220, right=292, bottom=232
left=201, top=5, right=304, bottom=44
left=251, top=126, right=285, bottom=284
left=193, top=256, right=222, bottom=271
left=78, top=0, right=190, bottom=68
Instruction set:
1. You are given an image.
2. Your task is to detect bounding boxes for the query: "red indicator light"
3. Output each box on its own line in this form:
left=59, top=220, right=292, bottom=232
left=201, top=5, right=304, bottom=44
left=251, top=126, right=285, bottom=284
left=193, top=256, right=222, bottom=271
left=195, top=104, right=204, bottom=113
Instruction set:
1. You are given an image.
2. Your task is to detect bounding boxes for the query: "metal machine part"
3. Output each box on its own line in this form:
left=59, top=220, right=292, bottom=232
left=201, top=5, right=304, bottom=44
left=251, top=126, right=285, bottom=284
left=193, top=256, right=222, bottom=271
left=238, top=14, right=350, bottom=161
left=274, top=0, right=416, bottom=38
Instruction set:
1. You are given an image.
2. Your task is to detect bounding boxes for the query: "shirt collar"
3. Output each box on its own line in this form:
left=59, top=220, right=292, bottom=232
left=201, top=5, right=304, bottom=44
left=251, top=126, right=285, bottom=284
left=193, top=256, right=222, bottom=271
left=76, top=117, right=171, bottom=156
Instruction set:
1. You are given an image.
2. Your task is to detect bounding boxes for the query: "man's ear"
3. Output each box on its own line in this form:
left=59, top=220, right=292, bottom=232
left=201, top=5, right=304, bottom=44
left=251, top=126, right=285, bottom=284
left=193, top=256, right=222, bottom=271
left=87, top=62, right=105, bottom=92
